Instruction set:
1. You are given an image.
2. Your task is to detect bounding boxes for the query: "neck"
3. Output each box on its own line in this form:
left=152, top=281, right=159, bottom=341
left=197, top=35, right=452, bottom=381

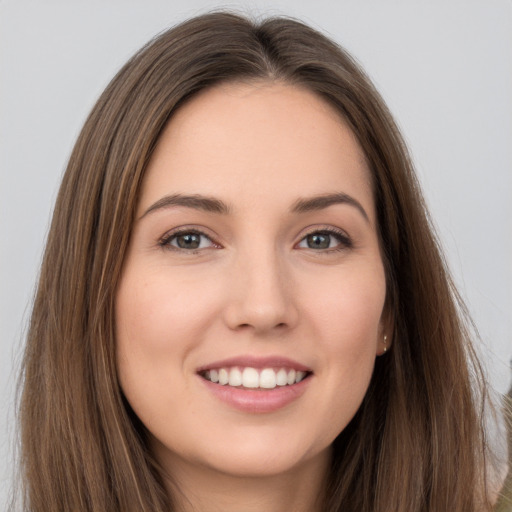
left=159, top=449, right=331, bottom=512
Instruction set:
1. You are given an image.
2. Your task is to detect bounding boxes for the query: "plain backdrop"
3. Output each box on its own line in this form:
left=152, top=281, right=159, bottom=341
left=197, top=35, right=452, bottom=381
left=1, top=0, right=511, bottom=507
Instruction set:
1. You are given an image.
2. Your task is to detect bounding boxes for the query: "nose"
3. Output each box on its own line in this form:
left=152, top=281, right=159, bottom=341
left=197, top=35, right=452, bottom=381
left=223, top=248, right=299, bottom=335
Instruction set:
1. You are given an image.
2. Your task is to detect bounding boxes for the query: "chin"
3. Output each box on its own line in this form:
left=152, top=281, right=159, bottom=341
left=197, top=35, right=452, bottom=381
left=155, top=426, right=334, bottom=481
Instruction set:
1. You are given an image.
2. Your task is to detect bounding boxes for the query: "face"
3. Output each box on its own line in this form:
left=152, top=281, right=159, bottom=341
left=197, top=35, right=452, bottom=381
left=116, top=82, right=388, bottom=482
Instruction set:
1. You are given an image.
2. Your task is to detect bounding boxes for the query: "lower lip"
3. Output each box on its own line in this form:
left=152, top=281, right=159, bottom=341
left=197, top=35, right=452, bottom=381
left=199, top=375, right=311, bottom=413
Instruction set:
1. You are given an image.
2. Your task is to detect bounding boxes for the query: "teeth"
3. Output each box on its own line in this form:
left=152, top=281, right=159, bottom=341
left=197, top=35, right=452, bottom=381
left=203, top=366, right=309, bottom=389
left=228, top=368, right=243, bottom=386
left=276, top=368, right=288, bottom=386
left=242, top=367, right=259, bottom=388
left=260, top=368, right=276, bottom=389
left=218, top=368, right=229, bottom=385
left=295, top=371, right=306, bottom=383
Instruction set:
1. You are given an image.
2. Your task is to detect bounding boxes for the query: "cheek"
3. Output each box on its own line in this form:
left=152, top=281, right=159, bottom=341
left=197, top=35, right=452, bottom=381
left=302, top=261, right=386, bottom=346
left=115, top=266, right=220, bottom=356
left=114, top=267, right=217, bottom=409
left=297, top=263, right=386, bottom=431
left=114, top=266, right=220, bottom=435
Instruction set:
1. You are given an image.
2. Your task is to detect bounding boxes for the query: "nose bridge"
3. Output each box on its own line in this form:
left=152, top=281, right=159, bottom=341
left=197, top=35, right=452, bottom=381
left=225, top=240, right=297, bottom=333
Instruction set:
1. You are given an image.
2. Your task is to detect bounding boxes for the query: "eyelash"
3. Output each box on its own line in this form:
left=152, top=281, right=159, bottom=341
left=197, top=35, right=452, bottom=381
left=158, top=226, right=353, bottom=253
left=298, top=227, right=353, bottom=252
left=159, top=228, right=218, bottom=253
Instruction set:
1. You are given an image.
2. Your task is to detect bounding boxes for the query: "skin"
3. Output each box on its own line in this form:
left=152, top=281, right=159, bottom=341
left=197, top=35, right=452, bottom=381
left=116, top=81, right=390, bottom=512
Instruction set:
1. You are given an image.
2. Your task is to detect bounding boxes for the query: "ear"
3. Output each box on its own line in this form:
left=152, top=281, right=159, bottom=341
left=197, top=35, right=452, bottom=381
left=377, top=303, right=394, bottom=356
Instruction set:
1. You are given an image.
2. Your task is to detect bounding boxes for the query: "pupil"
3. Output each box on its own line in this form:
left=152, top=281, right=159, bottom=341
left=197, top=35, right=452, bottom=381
left=177, top=233, right=200, bottom=249
left=308, top=233, right=330, bottom=249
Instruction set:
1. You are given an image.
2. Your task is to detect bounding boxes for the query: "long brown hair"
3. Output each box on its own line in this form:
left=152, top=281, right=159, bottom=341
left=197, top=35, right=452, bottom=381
left=18, top=11, right=493, bottom=511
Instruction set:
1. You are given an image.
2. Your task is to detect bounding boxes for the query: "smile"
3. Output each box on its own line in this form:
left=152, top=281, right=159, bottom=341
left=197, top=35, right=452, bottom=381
left=201, top=367, right=309, bottom=389
left=197, top=356, right=313, bottom=412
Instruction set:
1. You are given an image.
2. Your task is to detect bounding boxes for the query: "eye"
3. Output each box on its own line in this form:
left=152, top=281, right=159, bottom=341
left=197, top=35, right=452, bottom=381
left=297, top=229, right=352, bottom=251
left=160, top=229, right=216, bottom=251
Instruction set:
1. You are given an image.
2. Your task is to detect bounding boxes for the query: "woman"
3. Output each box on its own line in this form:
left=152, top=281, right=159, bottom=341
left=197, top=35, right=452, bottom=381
left=18, top=11, right=495, bottom=512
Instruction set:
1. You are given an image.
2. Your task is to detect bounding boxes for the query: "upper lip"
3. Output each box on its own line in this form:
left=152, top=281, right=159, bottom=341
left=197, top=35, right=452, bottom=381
left=196, top=355, right=312, bottom=373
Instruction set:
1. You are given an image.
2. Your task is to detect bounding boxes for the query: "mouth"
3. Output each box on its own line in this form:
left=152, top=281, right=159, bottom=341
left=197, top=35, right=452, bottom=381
left=197, top=357, right=313, bottom=413
left=199, top=366, right=311, bottom=390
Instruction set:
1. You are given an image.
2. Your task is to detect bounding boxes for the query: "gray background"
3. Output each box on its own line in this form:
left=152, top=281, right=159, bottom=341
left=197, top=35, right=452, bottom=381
left=1, top=0, right=511, bottom=507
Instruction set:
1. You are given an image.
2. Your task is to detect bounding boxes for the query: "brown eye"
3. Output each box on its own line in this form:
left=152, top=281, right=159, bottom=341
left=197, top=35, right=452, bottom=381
left=162, top=230, right=215, bottom=251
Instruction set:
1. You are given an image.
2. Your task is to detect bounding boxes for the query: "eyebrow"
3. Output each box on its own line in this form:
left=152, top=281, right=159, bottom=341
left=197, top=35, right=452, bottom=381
left=140, top=191, right=369, bottom=222
left=140, top=193, right=231, bottom=219
left=291, top=193, right=369, bottom=222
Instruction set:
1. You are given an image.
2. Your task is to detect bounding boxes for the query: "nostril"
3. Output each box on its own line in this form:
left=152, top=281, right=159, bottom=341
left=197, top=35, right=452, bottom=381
left=239, top=321, right=289, bottom=331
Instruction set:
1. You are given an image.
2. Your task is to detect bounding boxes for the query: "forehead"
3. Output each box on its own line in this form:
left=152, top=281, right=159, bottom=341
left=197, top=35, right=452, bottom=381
left=140, top=81, right=374, bottom=219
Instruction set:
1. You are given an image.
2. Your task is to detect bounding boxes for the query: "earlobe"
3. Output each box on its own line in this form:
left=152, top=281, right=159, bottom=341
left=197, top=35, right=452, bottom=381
left=378, top=310, right=394, bottom=356
left=377, top=333, right=392, bottom=356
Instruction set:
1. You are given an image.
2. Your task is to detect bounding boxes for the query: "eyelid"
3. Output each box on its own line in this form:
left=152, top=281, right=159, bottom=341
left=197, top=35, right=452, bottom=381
left=295, top=225, right=353, bottom=251
left=158, top=226, right=222, bottom=252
